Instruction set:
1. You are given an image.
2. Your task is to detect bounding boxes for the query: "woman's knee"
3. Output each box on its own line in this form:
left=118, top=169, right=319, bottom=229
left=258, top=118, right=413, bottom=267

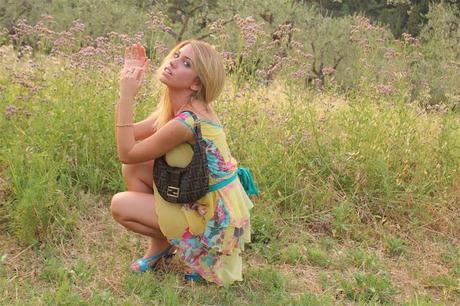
left=111, top=192, right=127, bottom=222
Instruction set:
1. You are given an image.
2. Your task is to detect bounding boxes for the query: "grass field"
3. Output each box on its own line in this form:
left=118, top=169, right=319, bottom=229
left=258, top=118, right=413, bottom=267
left=1, top=44, right=459, bottom=305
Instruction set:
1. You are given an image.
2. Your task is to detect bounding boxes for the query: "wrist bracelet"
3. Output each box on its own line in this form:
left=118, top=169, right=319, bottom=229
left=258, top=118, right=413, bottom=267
left=116, top=124, right=133, bottom=127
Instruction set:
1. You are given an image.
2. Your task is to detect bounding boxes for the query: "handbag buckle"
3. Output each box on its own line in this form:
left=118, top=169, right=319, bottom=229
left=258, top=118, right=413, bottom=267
left=167, top=186, right=180, bottom=198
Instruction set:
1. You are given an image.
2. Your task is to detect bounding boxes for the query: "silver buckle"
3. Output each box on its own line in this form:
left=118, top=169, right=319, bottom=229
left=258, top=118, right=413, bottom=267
left=167, top=186, right=180, bottom=198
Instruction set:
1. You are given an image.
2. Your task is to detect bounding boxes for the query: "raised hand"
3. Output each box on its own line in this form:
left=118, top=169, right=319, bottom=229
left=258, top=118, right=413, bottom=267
left=124, top=43, right=148, bottom=69
left=119, top=43, right=150, bottom=102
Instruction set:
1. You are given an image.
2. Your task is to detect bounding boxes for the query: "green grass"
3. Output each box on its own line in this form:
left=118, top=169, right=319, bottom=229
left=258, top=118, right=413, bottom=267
left=1, top=46, right=460, bottom=304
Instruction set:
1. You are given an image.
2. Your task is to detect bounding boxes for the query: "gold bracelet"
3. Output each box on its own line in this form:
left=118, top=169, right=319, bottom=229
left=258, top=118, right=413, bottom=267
left=116, top=123, right=133, bottom=127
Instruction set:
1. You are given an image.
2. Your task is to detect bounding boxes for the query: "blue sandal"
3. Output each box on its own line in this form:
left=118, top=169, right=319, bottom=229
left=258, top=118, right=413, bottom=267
left=131, top=245, right=175, bottom=273
left=184, top=271, right=206, bottom=283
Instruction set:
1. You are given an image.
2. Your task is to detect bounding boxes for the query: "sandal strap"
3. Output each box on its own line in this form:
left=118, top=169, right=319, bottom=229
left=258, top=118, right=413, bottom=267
left=132, top=245, right=174, bottom=272
left=184, top=271, right=205, bottom=282
left=142, top=245, right=173, bottom=262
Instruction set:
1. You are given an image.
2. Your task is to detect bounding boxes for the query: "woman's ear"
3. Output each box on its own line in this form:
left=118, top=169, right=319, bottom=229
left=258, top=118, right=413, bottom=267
left=190, top=76, right=202, bottom=91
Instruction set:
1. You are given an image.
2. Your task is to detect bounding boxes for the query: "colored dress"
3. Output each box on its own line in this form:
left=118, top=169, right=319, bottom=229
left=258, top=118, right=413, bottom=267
left=152, top=110, right=255, bottom=286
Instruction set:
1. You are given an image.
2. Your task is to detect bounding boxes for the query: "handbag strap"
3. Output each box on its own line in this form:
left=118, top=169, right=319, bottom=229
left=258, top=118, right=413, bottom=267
left=179, top=110, right=203, bottom=141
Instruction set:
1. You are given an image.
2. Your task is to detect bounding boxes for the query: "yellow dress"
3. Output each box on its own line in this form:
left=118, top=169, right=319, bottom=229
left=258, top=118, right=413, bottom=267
left=152, top=111, right=254, bottom=286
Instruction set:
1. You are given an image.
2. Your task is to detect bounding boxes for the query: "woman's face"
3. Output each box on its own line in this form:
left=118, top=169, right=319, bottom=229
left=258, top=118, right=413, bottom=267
left=158, top=44, right=200, bottom=91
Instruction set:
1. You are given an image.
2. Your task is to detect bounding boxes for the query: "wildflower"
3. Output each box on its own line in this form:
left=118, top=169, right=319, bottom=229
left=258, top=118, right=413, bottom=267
left=271, top=22, right=295, bottom=45
left=292, top=69, right=307, bottom=79
left=208, top=19, right=229, bottom=40
left=5, top=105, right=18, bottom=118
left=95, top=36, right=109, bottom=49
left=146, top=11, right=177, bottom=38
left=255, top=69, right=268, bottom=79
left=114, top=55, right=124, bottom=65
left=18, top=45, right=33, bottom=58
left=377, top=84, right=394, bottom=95
left=314, top=78, right=323, bottom=88
left=146, top=11, right=168, bottom=30
left=321, top=66, right=336, bottom=76
left=70, top=20, right=85, bottom=33
left=78, top=46, right=97, bottom=57
left=221, top=51, right=236, bottom=61
left=154, top=41, right=169, bottom=57
left=233, top=15, right=265, bottom=51
left=290, top=40, right=304, bottom=50
left=384, top=48, right=396, bottom=60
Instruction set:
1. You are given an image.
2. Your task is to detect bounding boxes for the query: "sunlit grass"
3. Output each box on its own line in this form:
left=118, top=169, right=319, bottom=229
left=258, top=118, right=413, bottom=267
left=1, top=46, right=459, bottom=304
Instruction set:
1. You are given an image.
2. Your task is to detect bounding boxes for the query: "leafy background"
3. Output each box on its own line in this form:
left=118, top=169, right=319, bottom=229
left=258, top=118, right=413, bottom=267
left=0, top=0, right=459, bottom=304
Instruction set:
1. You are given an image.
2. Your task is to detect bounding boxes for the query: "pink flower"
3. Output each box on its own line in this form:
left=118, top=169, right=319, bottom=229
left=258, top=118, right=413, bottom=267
left=5, top=105, right=18, bottom=118
left=377, top=84, right=394, bottom=95
left=322, top=66, right=336, bottom=76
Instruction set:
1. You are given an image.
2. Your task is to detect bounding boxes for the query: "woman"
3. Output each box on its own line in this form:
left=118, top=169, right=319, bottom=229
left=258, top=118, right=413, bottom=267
left=111, top=40, right=257, bottom=286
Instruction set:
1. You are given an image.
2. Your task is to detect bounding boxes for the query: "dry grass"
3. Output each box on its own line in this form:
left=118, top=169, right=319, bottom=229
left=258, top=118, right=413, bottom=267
left=1, top=190, right=460, bottom=304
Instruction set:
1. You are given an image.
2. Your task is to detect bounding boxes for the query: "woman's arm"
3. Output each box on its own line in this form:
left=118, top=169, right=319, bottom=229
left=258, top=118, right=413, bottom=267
left=116, top=101, right=194, bottom=164
left=134, top=113, right=157, bottom=141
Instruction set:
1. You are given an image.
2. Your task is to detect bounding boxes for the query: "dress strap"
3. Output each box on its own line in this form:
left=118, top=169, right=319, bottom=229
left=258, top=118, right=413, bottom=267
left=178, top=110, right=203, bottom=140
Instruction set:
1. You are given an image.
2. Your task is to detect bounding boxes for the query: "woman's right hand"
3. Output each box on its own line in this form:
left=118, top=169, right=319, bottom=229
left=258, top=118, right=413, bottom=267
left=119, top=43, right=150, bottom=101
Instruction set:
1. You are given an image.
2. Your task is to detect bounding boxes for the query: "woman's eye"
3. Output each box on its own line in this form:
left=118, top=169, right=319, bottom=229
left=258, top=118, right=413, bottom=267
left=173, top=52, right=190, bottom=67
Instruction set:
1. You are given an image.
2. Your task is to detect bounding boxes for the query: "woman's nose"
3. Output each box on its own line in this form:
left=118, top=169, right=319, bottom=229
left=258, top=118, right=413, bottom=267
left=169, top=59, right=176, bottom=68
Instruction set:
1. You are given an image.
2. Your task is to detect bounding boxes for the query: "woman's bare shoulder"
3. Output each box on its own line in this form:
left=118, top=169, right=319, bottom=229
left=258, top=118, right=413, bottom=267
left=181, top=104, right=222, bottom=125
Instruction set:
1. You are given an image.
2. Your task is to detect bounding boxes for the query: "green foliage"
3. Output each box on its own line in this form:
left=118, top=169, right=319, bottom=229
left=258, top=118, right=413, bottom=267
left=297, top=0, right=459, bottom=38
left=0, top=63, right=124, bottom=245
left=344, top=247, right=381, bottom=271
left=330, top=201, right=358, bottom=239
left=0, top=0, right=148, bottom=36
left=251, top=210, right=278, bottom=244
left=247, top=266, right=287, bottom=291
left=279, top=244, right=305, bottom=265
left=440, top=245, right=460, bottom=277
left=42, top=280, right=85, bottom=305
left=416, top=2, right=460, bottom=109
left=403, top=294, right=436, bottom=305
left=0, top=1, right=460, bottom=303
left=123, top=273, right=180, bottom=305
left=40, top=257, right=73, bottom=283
left=384, top=236, right=407, bottom=257
left=296, top=292, right=334, bottom=306
left=427, top=274, right=460, bottom=297
left=338, top=271, right=398, bottom=303
left=5, top=150, right=77, bottom=245
left=307, top=247, right=331, bottom=268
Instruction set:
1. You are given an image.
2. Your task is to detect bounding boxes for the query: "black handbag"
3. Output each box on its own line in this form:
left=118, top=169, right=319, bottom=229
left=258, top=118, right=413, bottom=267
left=153, top=111, right=209, bottom=203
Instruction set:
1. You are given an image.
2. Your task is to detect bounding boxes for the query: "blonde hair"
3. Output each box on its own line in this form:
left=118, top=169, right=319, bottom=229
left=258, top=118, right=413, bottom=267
left=151, top=39, right=225, bottom=129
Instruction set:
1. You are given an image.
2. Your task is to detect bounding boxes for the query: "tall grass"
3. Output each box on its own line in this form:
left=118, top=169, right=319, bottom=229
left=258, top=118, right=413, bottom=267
left=0, top=3, right=459, bottom=304
left=1, top=44, right=458, bottom=247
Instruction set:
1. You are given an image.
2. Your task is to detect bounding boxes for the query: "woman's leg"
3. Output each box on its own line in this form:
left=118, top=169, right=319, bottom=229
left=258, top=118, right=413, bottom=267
left=111, top=191, right=170, bottom=254
left=121, top=160, right=154, bottom=194
left=112, top=160, right=170, bottom=257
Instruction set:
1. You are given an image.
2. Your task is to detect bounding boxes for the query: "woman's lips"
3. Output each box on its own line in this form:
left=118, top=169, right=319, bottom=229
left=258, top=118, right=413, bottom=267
left=163, top=67, right=172, bottom=76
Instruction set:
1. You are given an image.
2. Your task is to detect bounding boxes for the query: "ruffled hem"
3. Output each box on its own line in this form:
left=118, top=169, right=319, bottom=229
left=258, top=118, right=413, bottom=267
left=168, top=180, right=252, bottom=285
left=169, top=227, right=247, bottom=286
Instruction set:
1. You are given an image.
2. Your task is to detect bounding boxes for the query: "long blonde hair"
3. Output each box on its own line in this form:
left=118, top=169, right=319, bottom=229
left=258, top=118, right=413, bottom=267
left=151, top=39, right=226, bottom=130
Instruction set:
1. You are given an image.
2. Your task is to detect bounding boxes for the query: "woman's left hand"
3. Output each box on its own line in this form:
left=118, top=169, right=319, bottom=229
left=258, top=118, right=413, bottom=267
left=119, top=43, right=150, bottom=102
